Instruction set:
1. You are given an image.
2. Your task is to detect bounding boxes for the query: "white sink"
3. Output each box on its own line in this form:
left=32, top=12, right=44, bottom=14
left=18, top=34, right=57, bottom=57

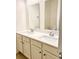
left=39, top=35, right=56, bottom=40
left=25, top=31, right=58, bottom=40
left=26, top=31, right=43, bottom=37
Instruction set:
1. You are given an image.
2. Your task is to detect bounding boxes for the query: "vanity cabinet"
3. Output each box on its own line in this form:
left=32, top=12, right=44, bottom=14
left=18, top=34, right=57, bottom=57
left=16, top=34, right=23, bottom=53
left=31, top=39, right=58, bottom=59
left=43, top=50, right=58, bottom=59
left=16, top=33, right=58, bottom=59
left=23, top=36, right=31, bottom=59
left=31, top=39, right=42, bottom=59
left=43, top=44, right=58, bottom=56
left=43, top=44, right=58, bottom=59
left=31, top=45, right=42, bottom=59
left=16, top=34, right=31, bottom=59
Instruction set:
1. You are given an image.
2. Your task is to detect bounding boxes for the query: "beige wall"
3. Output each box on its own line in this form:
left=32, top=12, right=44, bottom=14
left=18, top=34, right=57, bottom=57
left=45, top=0, right=58, bottom=30
left=16, top=0, right=27, bottom=31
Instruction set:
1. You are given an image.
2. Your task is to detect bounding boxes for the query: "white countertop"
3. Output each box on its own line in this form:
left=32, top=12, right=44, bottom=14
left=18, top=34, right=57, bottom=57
left=16, top=30, right=58, bottom=48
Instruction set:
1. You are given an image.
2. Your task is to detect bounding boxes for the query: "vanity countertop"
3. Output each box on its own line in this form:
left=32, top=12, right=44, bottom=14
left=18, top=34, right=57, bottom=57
left=16, top=30, right=58, bottom=48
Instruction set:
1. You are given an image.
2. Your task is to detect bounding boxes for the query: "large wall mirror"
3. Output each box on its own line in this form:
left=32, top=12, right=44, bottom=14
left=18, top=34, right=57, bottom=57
left=44, top=0, right=58, bottom=30
left=26, top=0, right=60, bottom=32
left=39, top=0, right=60, bottom=32
left=26, top=0, right=40, bottom=30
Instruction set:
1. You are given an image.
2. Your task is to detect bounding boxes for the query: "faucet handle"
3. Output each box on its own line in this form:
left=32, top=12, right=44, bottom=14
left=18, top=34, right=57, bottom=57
left=49, top=31, right=54, bottom=36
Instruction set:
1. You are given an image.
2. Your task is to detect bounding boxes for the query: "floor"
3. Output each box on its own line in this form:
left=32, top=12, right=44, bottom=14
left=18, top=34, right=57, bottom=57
left=16, top=52, right=28, bottom=59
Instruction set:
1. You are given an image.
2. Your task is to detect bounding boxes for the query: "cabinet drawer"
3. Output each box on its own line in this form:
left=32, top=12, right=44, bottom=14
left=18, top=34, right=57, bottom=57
left=43, top=50, right=58, bottom=59
left=23, top=36, right=30, bottom=43
left=43, top=44, right=58, bottom=56
left=31, top=39, right=42, bottom=48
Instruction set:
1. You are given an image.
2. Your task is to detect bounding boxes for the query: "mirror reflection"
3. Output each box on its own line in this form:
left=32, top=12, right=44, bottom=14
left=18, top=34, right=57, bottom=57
left=27, top=0, right=40, bottom=30
left=26, top=0, right=59, bottom=32
left=45, top=0, right=58, bottom=30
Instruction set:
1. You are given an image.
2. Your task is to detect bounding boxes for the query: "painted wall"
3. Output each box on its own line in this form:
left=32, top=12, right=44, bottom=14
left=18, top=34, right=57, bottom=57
left=16, top=0, right=27, bottom=31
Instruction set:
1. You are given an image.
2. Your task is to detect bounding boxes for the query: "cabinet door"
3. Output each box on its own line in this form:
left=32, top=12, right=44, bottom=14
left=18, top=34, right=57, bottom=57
left=43, top=50, right=58, bottom=59
left=23, top=38, right=30, bottom=59
left=31, top=45, right=42, bottom=59
left=16, top=34, right=23, bottom=53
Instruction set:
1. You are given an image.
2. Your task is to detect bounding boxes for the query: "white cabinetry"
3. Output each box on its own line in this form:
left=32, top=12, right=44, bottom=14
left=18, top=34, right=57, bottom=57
left=43, top=50, right=58, bottom=59
left=16, top=34, right=23, bottom=53
left=16, top=33, right=58, bottom=59
left=31, top=39, right=58, bottom=59
left=31, top=45, right=42, bottom=59
left=31, top=39, right=42, bottom=59
left=23, top=36, right=31, bottom=59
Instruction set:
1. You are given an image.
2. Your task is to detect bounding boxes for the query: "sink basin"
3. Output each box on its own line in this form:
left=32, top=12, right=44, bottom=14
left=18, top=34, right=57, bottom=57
left=39, top=35, right=56, bottom=40
left=25, top=31, right=58, bottom=40
left=26, top=31, right=42, bottom=36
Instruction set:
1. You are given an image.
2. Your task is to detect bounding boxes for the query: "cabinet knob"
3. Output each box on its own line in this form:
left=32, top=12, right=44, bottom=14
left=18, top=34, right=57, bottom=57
left=44, top=54, right=46, bottom=56
left=39, top=51, right=41, bottom=53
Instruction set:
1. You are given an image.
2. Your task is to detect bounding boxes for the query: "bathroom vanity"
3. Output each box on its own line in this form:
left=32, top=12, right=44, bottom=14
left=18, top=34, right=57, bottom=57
left=16, top=0, right=61, bottom=59
left=16, top=30, right=58, bottom=59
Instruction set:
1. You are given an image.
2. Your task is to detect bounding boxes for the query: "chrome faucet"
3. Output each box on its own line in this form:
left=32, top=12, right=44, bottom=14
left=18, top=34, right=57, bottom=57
left=49, top=31, right=54, bottom=36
